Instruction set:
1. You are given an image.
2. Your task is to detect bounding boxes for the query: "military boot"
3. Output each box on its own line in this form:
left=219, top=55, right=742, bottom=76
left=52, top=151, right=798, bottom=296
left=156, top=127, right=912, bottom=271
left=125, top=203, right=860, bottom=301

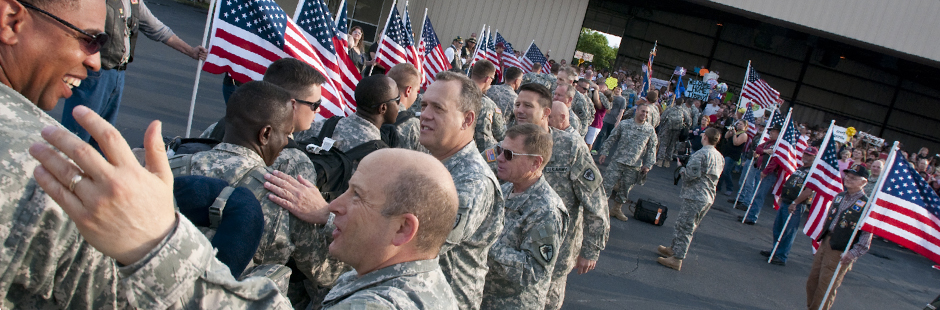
left=657, top=256, right=682, bottom=271
left=663, top=160, right=671, bottom=168
left=657, top=245, right=674, bottom=257
left=655, top=159, right=663, bottom=167
left=610, top=202, right=629, bottom=222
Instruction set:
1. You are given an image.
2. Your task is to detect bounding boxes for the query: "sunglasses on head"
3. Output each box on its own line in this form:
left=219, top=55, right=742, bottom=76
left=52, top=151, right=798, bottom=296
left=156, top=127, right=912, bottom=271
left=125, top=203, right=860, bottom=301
left=495, top=144, right=541, bottom=161
left=295, top=98, right=321, bottom=110
left=18, top=0, right=109, bottom=55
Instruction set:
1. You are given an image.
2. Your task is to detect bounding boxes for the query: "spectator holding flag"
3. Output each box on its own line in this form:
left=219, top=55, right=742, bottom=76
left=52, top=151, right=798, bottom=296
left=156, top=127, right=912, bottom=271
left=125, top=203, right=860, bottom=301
left=759, top=147, right=817, bottom=266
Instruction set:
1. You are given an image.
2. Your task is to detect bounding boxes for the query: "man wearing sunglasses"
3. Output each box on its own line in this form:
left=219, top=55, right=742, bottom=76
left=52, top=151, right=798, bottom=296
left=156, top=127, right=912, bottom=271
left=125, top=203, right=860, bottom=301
left=60, top=0, right=207, bottom=150
left=295, top=75, right=398, bottom=152
left=500, top=83, right=608, bottom=310
left=482, top=124, right=567, bottom=309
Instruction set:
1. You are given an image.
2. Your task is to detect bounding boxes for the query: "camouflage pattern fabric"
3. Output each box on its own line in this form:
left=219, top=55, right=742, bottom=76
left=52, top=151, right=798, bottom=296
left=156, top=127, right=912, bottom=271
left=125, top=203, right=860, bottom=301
left=321, top=258, right=457, bottom=309
left=295, top=113, right=381, bottom=152
left=570, top=92, right=593, bottom=136
left=395, top=104, right=428, bottom=153
left=679, top=145, right=724, bottom=205
left=568, top=111, right=583, bottom=139
left=474, top=96, right=507, bottom=153
left=487, top=84, right=518, bottom=124
left=669, top=199, right=713, bottom=259
left=603, top=163, right=642, bottom=204
left=521, top=72, right=556, bottom=90
left=599, top=120, right=657, bottom=168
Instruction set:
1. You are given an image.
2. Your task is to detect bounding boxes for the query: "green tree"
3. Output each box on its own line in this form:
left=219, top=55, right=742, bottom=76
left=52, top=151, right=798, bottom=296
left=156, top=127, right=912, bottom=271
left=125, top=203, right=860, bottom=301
left=574, top=28, right=617, bottom=69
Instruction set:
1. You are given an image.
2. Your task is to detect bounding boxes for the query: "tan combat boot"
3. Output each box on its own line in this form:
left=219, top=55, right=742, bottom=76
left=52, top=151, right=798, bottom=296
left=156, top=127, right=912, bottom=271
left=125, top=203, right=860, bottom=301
left=657, top=245, right=674, bottom=257
left=663, top=160, right=671, bottom=168
left=657, top=256, right=682, bottom=271
left=655, top=159, right=663, bottom=167
left=610, top=202, right=629, bottom=222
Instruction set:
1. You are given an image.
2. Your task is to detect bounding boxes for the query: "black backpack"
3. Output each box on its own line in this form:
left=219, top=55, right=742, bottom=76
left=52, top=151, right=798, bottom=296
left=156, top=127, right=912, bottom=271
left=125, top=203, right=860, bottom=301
left=165, top=136, right=222, bottom=155
left=293, top=116, right=391, bottom=201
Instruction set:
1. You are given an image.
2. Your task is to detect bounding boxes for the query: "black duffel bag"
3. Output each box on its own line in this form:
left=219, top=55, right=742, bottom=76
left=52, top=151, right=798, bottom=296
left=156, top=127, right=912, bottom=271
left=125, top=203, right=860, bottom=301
left=631, top=199, right=669, bottom=226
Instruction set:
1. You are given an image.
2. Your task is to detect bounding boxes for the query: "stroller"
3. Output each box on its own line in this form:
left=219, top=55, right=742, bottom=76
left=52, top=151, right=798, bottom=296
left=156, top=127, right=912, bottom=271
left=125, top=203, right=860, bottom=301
left=673, top=140, right=693, bottom=185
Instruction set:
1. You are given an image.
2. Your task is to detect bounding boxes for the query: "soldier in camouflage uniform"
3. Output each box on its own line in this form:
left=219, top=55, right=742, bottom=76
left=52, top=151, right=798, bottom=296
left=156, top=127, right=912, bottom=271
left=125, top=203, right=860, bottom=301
left=488, top=67, right=523, bottom=124
left=319, top=149, right=460, bottom=309
left=599, top=104, right=658, bottom=222
left=657, top=128, right=724, bottom=271
left=471, top=60, right=507, bottom=153
left=15, top=1, right=292, bottom=305
left=656, top=98, right=693, bottom=167
left=553, top=83, right=586, bottom=140
left=491, top=84, right=608, bottom=310
left=549, top=101, right=579, bottom=136
left=419, top=72, right=505, bottom=309
left=296, top=75, right=400, bottom=151
left=553, top=66, right=593, bottom=137
left=483, top=124, right=568, bottom=309
left=387, top=63, right=427, bottom=152
left=521, top=62, right=556, bottom=90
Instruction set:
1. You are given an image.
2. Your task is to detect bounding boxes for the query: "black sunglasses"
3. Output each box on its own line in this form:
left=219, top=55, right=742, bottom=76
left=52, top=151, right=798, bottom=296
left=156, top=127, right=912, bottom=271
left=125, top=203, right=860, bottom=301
left=295, top=98, right=321, bottom=110
left=495, top=144, right=540, bottom=161
left=18, top=1, right=109, bottom=55
left=382, top=94, right=401, bottom=105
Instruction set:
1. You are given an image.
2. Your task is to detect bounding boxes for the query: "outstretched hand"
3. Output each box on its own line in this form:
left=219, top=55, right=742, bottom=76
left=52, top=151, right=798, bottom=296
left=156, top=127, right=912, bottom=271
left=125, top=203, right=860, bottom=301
left=29, top=106, right=177, bottom=265
left=264, top=170, right=330, bottom=224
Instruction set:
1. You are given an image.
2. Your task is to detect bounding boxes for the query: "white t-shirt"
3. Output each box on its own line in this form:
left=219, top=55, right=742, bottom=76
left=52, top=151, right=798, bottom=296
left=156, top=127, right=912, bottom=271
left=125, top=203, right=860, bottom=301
left=703, top=103, right=721, bottom=116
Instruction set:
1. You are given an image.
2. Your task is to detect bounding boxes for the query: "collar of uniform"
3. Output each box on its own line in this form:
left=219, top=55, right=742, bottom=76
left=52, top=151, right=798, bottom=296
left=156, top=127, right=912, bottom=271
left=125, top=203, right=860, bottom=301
left=349, top=112, right=382, bottom=133
left=212, top=142, right=265, bottom=166
left=324, top=258, right=441, bottom=303
left=441, top=140, right=479, bottom=169
left=0, top=83, right=59, bottom=128
left=505, top=176, right=549, bottom=207
left=702, top=145, right=716, bottom=150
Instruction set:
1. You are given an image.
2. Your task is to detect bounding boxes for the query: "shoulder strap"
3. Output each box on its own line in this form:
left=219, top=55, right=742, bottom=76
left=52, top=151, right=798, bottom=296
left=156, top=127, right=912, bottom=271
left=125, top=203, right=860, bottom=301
left=395, top=111, right=415, bottom=125
left=208, top=186, right=236, bottom=230
left=344, top=140, right=389, bottom=161
left=168, top=154, right=194, bottom=177
left=317, top=116, right=344, bottom=142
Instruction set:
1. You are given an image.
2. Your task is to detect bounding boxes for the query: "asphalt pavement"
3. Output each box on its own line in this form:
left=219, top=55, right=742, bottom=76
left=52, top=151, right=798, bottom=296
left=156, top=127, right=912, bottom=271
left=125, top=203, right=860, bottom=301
left=46, top=0, right=940, bottom=308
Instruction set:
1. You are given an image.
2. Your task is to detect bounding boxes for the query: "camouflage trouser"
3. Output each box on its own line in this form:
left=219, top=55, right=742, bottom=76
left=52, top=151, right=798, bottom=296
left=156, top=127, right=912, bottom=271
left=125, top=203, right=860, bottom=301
left=602, top=163, right=641, bottom=204
left=544, top=273, right=568, bottom=310
left=657, top=128, right=683, bottom=162
left=670, top=199, right=713, bottom=259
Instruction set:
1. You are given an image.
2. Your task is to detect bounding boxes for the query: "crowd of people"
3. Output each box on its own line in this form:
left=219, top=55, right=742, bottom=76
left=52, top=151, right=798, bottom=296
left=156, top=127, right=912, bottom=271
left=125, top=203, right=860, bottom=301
left=0, top=0, right=935, bottom=309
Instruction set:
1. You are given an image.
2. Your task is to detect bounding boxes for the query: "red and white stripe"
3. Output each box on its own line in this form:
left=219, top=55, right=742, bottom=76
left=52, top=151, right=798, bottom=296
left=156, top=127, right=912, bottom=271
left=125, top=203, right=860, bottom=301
left=863, top=194, right=940, bottom=264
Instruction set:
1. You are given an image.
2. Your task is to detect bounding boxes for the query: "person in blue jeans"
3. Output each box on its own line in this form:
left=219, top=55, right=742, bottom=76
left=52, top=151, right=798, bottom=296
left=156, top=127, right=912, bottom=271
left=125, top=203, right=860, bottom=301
left=718, top=121, right=748, bottom=195
left=760, top=147, right=817, bottom=265
left=738, top=125, right=781, bottom=224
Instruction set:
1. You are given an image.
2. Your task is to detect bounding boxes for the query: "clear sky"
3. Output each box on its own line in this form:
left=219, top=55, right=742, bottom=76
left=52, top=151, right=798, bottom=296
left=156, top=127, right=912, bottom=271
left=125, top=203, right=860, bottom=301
left=597, top=30, right=621, bottom=49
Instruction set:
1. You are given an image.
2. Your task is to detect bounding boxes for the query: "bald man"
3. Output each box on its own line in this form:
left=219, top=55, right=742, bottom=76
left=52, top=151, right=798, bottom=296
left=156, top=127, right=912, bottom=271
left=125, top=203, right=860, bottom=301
left=549, top=101, right=578, bottom=136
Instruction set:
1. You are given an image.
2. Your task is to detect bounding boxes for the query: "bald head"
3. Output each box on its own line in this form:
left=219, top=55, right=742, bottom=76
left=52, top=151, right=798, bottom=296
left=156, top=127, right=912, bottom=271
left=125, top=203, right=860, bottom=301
left=549, top=101, right=569, bottom=130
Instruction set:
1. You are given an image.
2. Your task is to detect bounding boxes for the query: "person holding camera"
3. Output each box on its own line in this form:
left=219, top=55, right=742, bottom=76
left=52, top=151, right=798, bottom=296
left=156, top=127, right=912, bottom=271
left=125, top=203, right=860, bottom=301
left=718, top=120, right=749, bottom=196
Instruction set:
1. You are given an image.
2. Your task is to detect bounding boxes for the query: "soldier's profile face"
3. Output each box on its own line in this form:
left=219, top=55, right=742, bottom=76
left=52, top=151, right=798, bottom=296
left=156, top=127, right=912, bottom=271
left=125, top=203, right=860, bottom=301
left=328, top=157, right=396, bottom=270
left=496, top=136, right=538, bottom=182
left=514, top=91, right=544, bottom=125
left=419, top=80, right=468, bottom=154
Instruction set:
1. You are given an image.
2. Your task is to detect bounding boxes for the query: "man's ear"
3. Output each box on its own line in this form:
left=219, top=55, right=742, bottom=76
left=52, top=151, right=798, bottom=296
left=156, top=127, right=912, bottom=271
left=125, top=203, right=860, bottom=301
left=0, top=0, right=27, bottom=46
left=258, top=125, right=273, bottom=146
left=391, top=213, right=419, bottom=247
left=378, top=102, right=388, bottom=115
left=462, top=110, right=475, bottom=130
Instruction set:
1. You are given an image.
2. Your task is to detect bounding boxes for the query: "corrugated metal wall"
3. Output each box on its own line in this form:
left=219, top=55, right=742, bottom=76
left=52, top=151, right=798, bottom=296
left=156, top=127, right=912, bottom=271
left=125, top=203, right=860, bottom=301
left=403, top=0, right=589, bottom=64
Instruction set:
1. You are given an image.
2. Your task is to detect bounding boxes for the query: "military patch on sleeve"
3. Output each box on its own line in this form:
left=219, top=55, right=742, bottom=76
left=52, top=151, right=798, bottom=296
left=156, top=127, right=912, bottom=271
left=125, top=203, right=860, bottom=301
left=583, top=168, right=596, bottom=182
left=495, top=106, right=503, bottom=114
left=539, top=244, right=554, bottom=262
left=484, top=148, right=497, bottom=162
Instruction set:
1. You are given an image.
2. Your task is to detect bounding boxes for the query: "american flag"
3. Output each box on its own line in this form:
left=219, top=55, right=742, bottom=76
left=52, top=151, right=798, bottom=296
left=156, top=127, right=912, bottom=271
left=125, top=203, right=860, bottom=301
left=496, top=32, right=522, bottom=70
left=373, top=6, right=419, bottom=74
left=203, top=0, right=348, bottom=118
left=470, top=28, right=489, bottom=66
left=794, top=134, right=810, bottom=161
left=742, top=65, right=781, bottom=109
left=485, top=29, right=501, bottom=78
left=333, top=0, right=348, bottom=41
left=520, top=42, right=547, bottom=73
left=294, top=0, right=360, bottom=115
left=742, top=105, right=758, bottom=139
left=769, top=112, right=801, bottom=209
left=641, top=43, right=656, bottom=97
left=400, top=3, right=423, bottom=84
left=862, top=150, right=940, bottom=264
left=759, top=109, right=785, bottom=145
left=804, top=127, right=844, bottom=246
left=418, top=15, right=449, bottom=88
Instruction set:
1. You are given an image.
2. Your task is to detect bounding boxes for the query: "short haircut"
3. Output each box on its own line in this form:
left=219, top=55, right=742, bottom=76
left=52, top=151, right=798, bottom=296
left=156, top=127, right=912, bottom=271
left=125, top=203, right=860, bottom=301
left=386, top=63, right=421, bottom=91
left=577, top=78, right=590, bottom=86
left=646, top=90, right=659, bottom=102
left=383, top=170, right=458, bottom=253
left=558, top=83, right=576, bottom=101
left=561, top=67, right=577, bottom=82
left=518, top=83, right=552, bottom=109
left=470, top=60, right=497, bottom=80
left=225, top=81, right=293, bottom=137
left=434, top=71, right=482, bottom=114
left=549, top=65, right=560, bottom=75
left=263, top=58, right=326, bottom=98
left=532, top=62, right=543, bottom=71
left=355, top=75, right=397, bottom=114
left=704, top=127, right=721, bottom=145
left=505, top=124, right=553, bottom=168
left=504, top=67, right=524, bottom=82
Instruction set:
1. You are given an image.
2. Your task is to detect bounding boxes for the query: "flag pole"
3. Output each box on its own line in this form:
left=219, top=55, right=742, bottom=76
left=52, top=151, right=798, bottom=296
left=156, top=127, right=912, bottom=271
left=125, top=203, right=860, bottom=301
left=185, top=0, right=219, bottom=137
left=741, top=107, right=790, bottom=224
left=737, top=107, right=776, bottom=219
left=737, top=60, right=751, bottom=110
left=368, top=0, right=397, bottom=76
left=815, top=141, right=898, bottom=310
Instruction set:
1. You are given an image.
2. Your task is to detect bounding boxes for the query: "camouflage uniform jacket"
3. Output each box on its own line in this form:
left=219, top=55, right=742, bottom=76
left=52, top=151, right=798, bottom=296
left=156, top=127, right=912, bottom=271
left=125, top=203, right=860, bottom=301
left=295, top=113, right=381, bottom=152
left=482, top=177, right=567, bottom=309
left=521, top=72, right=555, bottom=90
left=474, top=96, right=507, bottom=153
left=441, top=141, right=505, bottom=310
left=621, top=106, right=658, bottom=127
left=395, top=104, right=427, bottom=153
left=660, top=105, right=691, bottom=130
left=272, top=145, right=318, bottom=181
left=571, top=92, right=594, bottom=135
left=0, top=84, right=290, bottom=309
left=599, top=120, right=658, bottom=169
left=322, top=258, right=457, bottom=309
left=543, top=128, right=609, bottom=268
left=568, top=111, right=583, bottom=139
left=680, top=145, right=724, bottom=204
left=169, top=143, right=335, bottom=286
left=487, top=84, right=518, bottom=123
left=562, top=124, right=579, bottom=136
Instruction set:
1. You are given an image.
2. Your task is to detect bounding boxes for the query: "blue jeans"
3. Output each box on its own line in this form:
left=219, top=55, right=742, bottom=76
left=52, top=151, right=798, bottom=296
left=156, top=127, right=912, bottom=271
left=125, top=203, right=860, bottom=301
left=222, top=74, right=239, bottom=105
left=62, top=68, right=125, bottom=151
left=769, top=200, right=804, bottom=263
left=593, top=122, right=616, bottom=152
left=718, top=156, right=737, bottom=192
left=744, top=172, right=778, bottom=222
left=736, top=160, right=756, bottom=203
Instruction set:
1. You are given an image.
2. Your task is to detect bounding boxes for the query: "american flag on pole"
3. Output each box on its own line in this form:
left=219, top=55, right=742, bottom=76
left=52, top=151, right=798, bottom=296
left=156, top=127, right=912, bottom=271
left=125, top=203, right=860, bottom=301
left=333, top=0, right=349, bottom=41
left=520, top=42, right=547, bottom=73
left=741, top=64, right=781, bottom=109
left=418, top=14, right=449, bottom=88
left=373, top=5, right=418, bottom=73
left=470, top=28, right=489, bottom=66
left=862, top=149, right=940, bottom=264
left=794, top=134, right=810, bottom=161
left=496, top=32, right=523, bottom=70
left=760, top=109, right=785, bottom=145
left=203, top=0, right=348, bottom=118
left=294, top=0, right=360, bottom=114
left=769, top=112, right=801, bottom=210
left=742, top=105, right=758, bottom=139
left=485, top=29, right=501, bottom=77
left=804, top=125, right=844, bottom=248
left=400, top=2, right=423, bottom=84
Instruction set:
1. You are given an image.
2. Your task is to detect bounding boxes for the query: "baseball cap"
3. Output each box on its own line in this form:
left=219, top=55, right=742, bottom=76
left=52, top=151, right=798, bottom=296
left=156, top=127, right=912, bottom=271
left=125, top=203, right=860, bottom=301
left=803, top=147, right=818, bottom=156
left=467, top=38, right=476, bottom=43
left=496, top=42, right=505, bottom=48
left=844, top=165, right=871, bottom=180
left=453, top=36, right=464, bottom=43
